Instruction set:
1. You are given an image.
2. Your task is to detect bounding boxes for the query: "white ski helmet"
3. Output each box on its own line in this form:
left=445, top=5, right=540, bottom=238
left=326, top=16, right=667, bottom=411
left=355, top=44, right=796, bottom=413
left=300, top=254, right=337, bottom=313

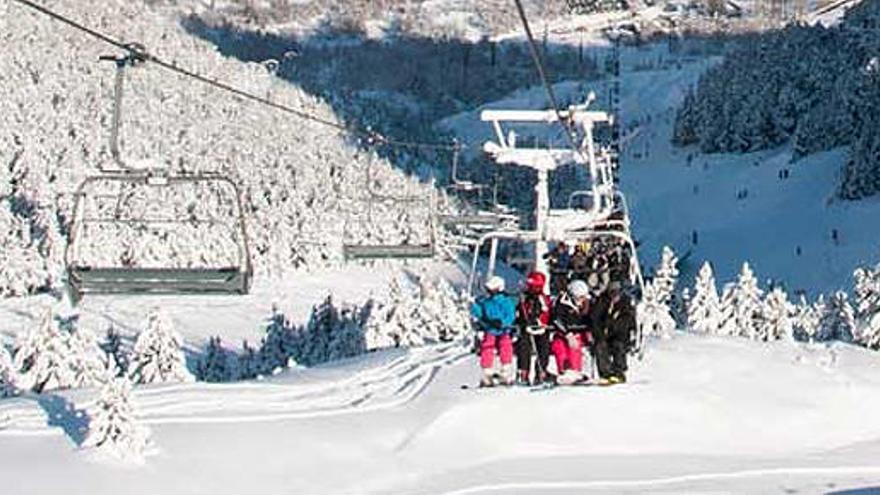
left=568, top=279, right=590, bottom=300
left=484, top=275, right=505, bottom=293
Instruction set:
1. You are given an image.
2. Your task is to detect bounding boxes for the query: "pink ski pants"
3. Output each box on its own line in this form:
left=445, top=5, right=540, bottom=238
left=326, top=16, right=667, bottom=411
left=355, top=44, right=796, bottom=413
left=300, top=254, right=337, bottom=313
left=550, top=333, right=584, bottom=372
left=480, top=333, right=514, bottom=369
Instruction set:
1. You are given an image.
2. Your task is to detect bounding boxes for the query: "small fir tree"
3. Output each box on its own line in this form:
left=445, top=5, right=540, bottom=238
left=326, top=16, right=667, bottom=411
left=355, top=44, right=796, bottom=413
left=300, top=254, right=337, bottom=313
left=758, top=287, right=795, bottom=341
left=638, top=281, right=676, bottom=339
left=653, top=246, right=679, bottom=305
left=197, top=336, right=233, bottom=383
left=0, top=345, right=17, bottom=397
left=237, top=340, right=261, bottom=380
left=820, top=291, right=857, bottom=342
left=14, top=308, right=77, bottom=393
left=82, top=377, right=151, bottom=463
left=730, top=263, right=765, bottom=339
left=687, top=262, right=723, bottom=334
left=128, top=309, right=194, bottom=384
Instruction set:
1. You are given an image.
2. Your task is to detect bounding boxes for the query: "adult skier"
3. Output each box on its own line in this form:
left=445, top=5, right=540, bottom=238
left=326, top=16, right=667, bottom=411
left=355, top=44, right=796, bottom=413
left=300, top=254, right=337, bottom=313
left=471, top=275, right=517, bottom=387
left=550, top=279, right=592, bottom=385
left=589, top=281, right=636, bottom=384
left=544, top=241, right=571, bottom=294
left=569, top=243, right=590, bottom=282
left=515, top=271, right=553, bottom=386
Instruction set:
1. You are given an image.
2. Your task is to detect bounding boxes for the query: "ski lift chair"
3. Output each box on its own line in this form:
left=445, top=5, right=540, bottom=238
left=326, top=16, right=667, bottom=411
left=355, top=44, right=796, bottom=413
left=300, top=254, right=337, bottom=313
left=342, top=157, right=436, bottom=261
left=438, top=142, right=520, bottom=230
left=65, top=50, right=253, bottom=301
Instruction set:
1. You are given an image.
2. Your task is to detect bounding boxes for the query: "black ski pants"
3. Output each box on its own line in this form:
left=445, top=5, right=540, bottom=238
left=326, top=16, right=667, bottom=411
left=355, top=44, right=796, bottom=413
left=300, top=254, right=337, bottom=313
left=516, top=330, right=551, bottom=375
left=592, top=325, right=629, bottom=379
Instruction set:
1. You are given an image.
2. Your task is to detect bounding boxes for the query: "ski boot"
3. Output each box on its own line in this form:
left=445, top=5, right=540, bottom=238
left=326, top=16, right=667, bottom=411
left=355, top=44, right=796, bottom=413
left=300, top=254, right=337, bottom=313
left=479, top=368, right=495, bottom=388
left=499, top=364, right=515, bottom=387
left=556, top=369, right=583, bottom=385
left=516, top=370, right=531, bottom=387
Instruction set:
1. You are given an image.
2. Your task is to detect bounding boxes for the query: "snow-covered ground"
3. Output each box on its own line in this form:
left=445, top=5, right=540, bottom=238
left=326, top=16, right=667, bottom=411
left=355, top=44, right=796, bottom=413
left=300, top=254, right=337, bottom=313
left=4, top=333, right=880, bottom=494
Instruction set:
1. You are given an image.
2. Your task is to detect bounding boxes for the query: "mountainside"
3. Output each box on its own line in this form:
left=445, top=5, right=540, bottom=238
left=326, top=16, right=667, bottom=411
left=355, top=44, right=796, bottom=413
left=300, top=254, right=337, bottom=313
left=673, top=0, right=880, bottom=200
left=0, top=0, right=439, bottom=296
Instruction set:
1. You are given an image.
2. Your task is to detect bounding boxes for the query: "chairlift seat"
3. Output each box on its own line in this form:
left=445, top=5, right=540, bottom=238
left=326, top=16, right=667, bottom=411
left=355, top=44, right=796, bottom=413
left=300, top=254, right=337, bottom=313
left=343, top=244, right=435, bottom=260
left=69, top=266, right=251, bottom=296
left=438, top=213, right=513, bottom=227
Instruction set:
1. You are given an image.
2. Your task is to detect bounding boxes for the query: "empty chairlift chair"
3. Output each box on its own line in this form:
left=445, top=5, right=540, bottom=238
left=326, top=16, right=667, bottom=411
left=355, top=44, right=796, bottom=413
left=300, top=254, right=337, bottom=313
left=64, top=50, right=253, bottom=300
left=66, top=173, right=253, bottom=298
left=342, top=157, right=436, bottom=261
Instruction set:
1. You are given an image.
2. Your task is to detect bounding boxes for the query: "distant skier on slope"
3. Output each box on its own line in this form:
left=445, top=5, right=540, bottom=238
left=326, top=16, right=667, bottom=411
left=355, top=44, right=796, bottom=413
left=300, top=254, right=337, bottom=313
left=515, top=271, right=553, bottom=386
left=550, top=279, right=593, bottom=385
left=589, top=281, right=637, bottom=384
left=471, top=276, right=517, bottom=387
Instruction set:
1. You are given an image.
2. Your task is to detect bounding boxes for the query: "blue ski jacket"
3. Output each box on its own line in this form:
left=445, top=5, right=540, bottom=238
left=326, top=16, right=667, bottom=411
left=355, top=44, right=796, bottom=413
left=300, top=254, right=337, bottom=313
left=471, top=293, right=517, bottom=336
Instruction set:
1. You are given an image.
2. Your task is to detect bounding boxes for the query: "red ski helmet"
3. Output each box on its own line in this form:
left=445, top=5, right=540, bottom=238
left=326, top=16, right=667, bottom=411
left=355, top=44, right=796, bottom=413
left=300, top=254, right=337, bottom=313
left=525, top=271, right=546, bottom=293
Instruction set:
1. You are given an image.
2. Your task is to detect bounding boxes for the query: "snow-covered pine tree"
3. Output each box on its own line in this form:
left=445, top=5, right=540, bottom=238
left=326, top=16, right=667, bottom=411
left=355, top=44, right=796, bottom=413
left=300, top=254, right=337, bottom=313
left=0, top=345, right=17, bottom=397
left=638, top=281, right=676, bottom=339
left=14, top=308, right=77, bottom=393
left=237, top=340, right=260, bottom=380
left=793, top=295, right=824, bottom=343
left=653, top=246, right=679, bottom=305
left=327, top=304, right=367, bottom=363
left=363, top=274, right=471, bottom=350
left=296, top=296, right=351, bottom=366
left=853, top=266, right=880, bottom=320
left=257, top=309, right=297, bottom=374
left=758, top=287, right=795, bottom=341
left=687, top=262, right=723, bottom=334
left=82, top=377, right=151, bottom=463
left=819, top=291, right=857, bottom=342
left=717, top=282, right=737, bottom=336
left=68, top=324, right=109, bottom=388
left=363, top=277, right=419, bottom=349
left=730, top=262, right=765, bottom=339
left=128, top=309, right=194, bottom=385
left=101, top=326, right=129, bottom=377
left=414, top=275, right=471, bottom=344
left=859, top=312, right=880, bottom=350
left=197, top=336, right=233, bottom=383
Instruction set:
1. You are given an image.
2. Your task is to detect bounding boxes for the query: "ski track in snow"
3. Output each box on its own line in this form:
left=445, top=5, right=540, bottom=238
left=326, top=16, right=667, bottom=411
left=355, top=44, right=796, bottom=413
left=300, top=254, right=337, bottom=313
left=439, top=466, right=880, bottom=494
left=0, top=343, right=468, bottom=434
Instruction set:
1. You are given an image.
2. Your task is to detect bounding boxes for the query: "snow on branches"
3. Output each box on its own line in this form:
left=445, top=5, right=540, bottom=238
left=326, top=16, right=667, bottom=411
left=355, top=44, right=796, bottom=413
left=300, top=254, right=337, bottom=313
left=0, top=1, right=440, bottom=296
left=687, top=262, right=723, bottom=334
left=757, top=288, right=795, bottom=342
left=128, top=309, right=194, bottom=385
left=653, top=246, right=679, bottom=305
left=14, top=308, right=79, bottom=393
left=0, top=345, right=17, bottom=397
left=638, top=281, right=676, bottom=340
left=82, top=377, right=152, bottom=464
left=363, top=273, right=469, bottom=349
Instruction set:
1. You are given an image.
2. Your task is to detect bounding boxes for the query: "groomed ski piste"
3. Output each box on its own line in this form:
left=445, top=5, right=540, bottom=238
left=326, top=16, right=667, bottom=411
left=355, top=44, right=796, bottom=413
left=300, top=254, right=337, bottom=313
left=3, top=1, right=880, bottom=494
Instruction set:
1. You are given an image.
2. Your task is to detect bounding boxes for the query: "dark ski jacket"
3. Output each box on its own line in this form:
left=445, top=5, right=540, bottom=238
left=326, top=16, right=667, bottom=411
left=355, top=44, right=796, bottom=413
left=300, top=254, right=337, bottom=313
left=516, top=292, right=551, bottom=331
left=590, top=292, right=636, bottom=341
left=551, top=292, right=591, bottom=335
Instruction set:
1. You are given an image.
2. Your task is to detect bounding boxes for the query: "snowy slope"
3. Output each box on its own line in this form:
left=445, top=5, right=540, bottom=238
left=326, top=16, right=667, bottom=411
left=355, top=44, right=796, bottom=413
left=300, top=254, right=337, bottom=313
left=441, top=40, right=880, bottom=295
left=3, top=334, right=880, bottom=493
left=0, top=0, right=440, bottom=295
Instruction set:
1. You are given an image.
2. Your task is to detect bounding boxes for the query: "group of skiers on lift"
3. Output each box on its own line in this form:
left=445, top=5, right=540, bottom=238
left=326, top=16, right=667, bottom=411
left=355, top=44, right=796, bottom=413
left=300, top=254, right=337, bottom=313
left=471, top=258, right=637, bottom=388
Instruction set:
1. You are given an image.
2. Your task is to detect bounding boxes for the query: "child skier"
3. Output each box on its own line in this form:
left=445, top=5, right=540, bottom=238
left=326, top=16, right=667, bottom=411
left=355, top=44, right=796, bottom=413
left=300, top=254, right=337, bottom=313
left=515, top=271, right=553, bottom=386
left=550, top=279, right=592, bottom=385
left=471, top=275, right=517, bottom=387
